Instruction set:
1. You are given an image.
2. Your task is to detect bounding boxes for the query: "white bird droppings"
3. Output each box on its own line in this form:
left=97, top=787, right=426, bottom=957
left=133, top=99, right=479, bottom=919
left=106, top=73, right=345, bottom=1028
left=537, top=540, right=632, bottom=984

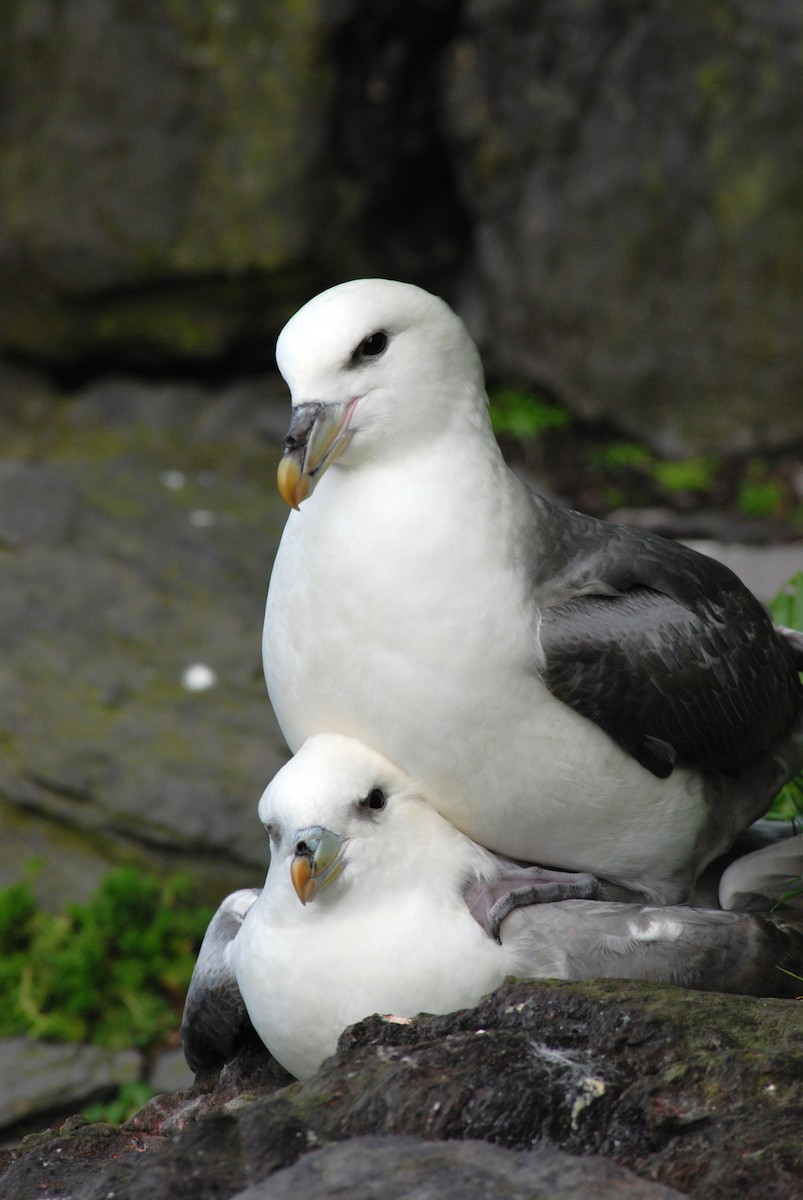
left=182, top=663, right=218, bottom=692
left=160, top=469, right=186, bottom=490
left=189, top=509, right=216, bottom=528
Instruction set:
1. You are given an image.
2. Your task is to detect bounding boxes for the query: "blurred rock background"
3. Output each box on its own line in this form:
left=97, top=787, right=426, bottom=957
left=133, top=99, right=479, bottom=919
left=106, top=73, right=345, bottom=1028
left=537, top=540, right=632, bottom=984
left=2, top=0, right=801, bottom=448
left=0, top=0, right=801, bottom=1128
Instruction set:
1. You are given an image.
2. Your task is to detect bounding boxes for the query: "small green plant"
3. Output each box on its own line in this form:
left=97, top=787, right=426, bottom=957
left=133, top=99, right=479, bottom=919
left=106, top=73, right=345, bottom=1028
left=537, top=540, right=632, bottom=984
left=489, top=388, right=572, bottom=440
left=769, top=571, right=803, bottom=631
left=738, top=480, right=785, bottom=518
left=590, top=443, right=721, bottom=504
left=767, top=572, right=803, bottom=822
left=650, top=455, right=720, bottom=495
left=768, top=776, right=803, bottom=822
left=738, top=460, right=786, bottom=518
left=83, top=1080, right=156, bottom=1125
left=591, top=442, right=653, bottom=470
left=776, top=965, right=803, bottom=989
left=0, top=867, right=212, bottom=1050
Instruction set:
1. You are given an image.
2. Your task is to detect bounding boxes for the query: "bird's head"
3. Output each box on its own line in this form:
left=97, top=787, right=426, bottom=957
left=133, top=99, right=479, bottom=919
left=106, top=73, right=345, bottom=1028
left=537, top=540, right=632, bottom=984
left=258, top=733, right=472, bottom=907
left=274, top=279, right=486, bottom=509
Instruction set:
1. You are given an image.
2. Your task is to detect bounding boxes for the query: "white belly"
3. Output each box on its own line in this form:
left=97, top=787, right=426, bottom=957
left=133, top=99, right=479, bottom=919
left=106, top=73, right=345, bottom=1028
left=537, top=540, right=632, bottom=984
left=263, top=471, right=708, bottom=900
left=233, top=884, right=506, bottom=1080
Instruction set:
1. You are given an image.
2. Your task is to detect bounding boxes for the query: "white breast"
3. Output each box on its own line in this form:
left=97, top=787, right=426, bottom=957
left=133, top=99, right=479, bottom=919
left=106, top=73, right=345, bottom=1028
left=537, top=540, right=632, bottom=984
left=232, top=868, right=506, bottom=1080
left=264, top=453, right=708, bottom=900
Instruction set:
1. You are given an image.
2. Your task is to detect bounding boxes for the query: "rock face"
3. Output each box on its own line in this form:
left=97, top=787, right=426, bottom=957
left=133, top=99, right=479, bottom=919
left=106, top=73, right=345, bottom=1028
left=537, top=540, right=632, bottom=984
left=1, top=980, right=800, bottom=1199
left=446, top=0, right=803, bottom=453
left=1, top=1, right=800, bottom=451
left=231, top=1137, right=685, bottom=1200
left=0, top=1039, right=141, bottom=1130
left=0, top=385, right=291, bottom=907
left=0, top=0, right=465, bottom=374
left=0, top=0, right=334, bottom=364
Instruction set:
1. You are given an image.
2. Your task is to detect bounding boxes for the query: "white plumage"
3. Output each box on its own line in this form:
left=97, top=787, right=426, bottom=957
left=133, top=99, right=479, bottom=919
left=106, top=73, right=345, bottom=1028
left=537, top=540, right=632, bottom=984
left=264, top=279, right=802, bottom=904
left=182, top=735, right=803, bottom=1081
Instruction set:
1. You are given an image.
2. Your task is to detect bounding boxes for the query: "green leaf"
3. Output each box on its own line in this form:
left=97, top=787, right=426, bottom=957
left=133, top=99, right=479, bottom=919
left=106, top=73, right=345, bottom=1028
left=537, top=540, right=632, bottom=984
left=489, top=388, right=572, bottom=440
left=769, top=571, right=803, bottom=631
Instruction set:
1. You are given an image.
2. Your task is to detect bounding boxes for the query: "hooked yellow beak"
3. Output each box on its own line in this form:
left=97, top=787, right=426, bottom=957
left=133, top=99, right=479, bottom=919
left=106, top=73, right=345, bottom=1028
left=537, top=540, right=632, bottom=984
left=277, top=399, right=357, bottom=509
left=290, top=826, right=347, bottom=905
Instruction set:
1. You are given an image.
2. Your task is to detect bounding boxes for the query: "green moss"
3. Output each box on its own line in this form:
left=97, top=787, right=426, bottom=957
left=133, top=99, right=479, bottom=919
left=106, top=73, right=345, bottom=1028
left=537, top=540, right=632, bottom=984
left=714, top=156, right=775, bottom=234
left=93, top=303, right=221, bottom=358
left=696, top=60, right=735, bottom=113
left=4, top=271, right=301, bottom=366
left=0, top=867, right=212, bottom=1050
left=163, top=0, right=331, bottom=273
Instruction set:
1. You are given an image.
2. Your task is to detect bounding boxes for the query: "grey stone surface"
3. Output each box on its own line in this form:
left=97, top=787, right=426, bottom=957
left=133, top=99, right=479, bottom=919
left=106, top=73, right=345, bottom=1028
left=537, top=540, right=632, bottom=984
left=1, top=979, right=800, bottom=1199
left=0, top=462, right=80, bottom=548
left=0, top=1039, right=141, bottom=1130
left=0, top=388, right=291, bottom=905
left=231, top=1135, right=685, bottom=1200
left=147, top=1048, right=194, bottom=1097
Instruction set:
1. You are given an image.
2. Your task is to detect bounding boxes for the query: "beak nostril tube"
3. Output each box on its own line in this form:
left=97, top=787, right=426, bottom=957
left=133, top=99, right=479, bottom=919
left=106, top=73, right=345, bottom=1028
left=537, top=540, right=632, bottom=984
left=277, top=399, right=358, bottom=510
left=282, top=403, right=322, bottom=453
left=290, top=826, right=347, bottom=904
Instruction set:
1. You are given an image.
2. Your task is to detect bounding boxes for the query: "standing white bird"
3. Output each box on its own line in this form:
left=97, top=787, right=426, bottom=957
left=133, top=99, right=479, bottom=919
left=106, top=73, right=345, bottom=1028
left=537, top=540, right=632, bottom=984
left=181, top=735, right=803, bottom=1081
left=263, top=279, right=803, bottom=905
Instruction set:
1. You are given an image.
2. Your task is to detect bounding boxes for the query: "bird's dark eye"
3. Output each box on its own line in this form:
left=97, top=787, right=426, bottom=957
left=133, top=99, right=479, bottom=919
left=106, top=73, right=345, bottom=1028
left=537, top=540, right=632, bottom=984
left=360, top=787, right=387, bottom=812
left=351, top=330, right=388, bottom=364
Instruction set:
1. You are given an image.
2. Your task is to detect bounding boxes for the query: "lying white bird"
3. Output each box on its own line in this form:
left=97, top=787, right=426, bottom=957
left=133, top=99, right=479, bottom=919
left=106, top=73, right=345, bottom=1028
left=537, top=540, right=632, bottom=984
left=181, top=735, right=803, bottom=1081
left=263, top=279, right=803, bottom=906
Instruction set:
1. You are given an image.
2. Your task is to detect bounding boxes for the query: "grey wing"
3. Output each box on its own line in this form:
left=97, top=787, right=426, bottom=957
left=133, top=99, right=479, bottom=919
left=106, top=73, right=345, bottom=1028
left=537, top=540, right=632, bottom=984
left=719, top=832, right=803, bottom=912
left=505, top=898, right=803, bottom=998
left=181, top=888, right=260, bottom=1074
left=532, top=496, right=802, bottom=777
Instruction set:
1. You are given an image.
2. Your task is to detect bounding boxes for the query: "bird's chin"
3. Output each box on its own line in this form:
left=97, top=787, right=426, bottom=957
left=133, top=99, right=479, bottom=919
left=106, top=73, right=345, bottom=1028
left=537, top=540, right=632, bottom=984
left=277, top=399, right=358, bottom=509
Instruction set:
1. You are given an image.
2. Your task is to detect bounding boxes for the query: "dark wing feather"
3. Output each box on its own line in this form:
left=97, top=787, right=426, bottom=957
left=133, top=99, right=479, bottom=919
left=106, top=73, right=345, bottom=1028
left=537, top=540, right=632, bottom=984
left=180, top=888, right=260, bottom=1074
left=531, top=495, right=802, bottom=777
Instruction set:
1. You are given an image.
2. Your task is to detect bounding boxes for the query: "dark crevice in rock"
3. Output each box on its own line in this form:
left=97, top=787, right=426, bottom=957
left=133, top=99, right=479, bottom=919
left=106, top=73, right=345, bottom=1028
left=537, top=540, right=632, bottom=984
left=320, top=0, right=471, bottom=295
left=0, top=269, right=316, bottom=389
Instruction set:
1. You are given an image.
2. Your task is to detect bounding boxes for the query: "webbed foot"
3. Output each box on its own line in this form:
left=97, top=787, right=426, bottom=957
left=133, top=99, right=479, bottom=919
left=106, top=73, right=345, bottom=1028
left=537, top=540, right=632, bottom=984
left=465, top=863, right=636, bottom=943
